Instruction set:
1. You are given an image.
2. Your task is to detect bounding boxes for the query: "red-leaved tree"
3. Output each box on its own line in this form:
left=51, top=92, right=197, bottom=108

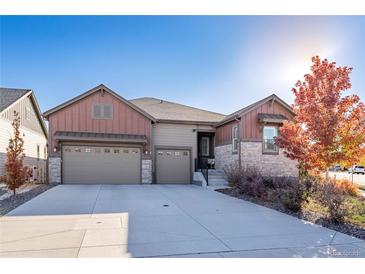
left=1, top=111, right=30, bottom=195
left=276, top=56, right=365, bottom=176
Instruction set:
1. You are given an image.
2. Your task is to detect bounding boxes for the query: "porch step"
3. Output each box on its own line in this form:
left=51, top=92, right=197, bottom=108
left=208, top=178, right=229, bottom=187
left=208, top=169, right=225, bottom=175
left=206, top=169, right=229, bottom=187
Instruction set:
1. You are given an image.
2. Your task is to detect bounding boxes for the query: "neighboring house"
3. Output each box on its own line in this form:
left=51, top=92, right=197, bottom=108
left=43, top=84, right=297, bottom=185
left=0, top=88, right=48, bottom=183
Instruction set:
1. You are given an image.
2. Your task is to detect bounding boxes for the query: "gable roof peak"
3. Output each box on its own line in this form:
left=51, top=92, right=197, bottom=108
left=43, top=84, right=156, bottom=122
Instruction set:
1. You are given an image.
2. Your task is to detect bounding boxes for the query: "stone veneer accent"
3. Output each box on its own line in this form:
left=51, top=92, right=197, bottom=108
left=214, top=144, right=239, bottom=170
left=48, top=156, right=61, bottom=184
left=141, top=159, right=152, bottom=184
left=240, top=141, right=298, bottom=177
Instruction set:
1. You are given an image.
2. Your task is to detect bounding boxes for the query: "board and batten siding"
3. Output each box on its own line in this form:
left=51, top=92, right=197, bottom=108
left=215, top=100, right=294, bottom=145
left=241, top=100, right=293, bottom=141
left=215, top=120, right=239, bottom=146
left=48, top=90, right=152, bottom=156
left=1, top=95, right=45, bottom=136
left=0, top=117, right=47, bottom=176
left=152, top=123, right=214, bottom=170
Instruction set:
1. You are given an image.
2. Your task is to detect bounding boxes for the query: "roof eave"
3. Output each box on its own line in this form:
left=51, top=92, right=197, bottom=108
left=0, top=90, right=48, bottom=138
left=156, top=119, right=221, bottom=126
left=214, top=93, right=294, bottom=127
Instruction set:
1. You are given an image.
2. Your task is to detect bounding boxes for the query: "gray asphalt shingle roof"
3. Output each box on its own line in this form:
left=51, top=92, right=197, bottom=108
left=129, top=97, right=226, bottom=123
left=0, top=88, right=30, bottom=112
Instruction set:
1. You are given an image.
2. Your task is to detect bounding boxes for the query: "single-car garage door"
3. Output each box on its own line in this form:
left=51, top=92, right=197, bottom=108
left=156, top=148, right=191, bottom=184
left=62, top=145, right=141, bottom=184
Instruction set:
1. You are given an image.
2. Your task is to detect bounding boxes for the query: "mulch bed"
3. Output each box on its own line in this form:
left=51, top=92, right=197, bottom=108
left=216, top=187, right=365, bottom=241
left=0, top=184, right=54, bottom=216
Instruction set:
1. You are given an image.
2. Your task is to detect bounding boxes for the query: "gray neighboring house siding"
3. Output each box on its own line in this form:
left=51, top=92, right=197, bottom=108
left=0, top=88, right=48, bottom=183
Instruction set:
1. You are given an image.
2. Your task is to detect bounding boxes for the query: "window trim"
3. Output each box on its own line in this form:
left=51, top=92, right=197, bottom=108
left=232, top=126, right=238, bottom=154
left=262, top=125, right=279, bottom=154
left=92, top=103, right=113, bottom=119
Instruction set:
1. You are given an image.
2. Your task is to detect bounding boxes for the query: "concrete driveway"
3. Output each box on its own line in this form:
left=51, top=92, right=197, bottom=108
left=1, top=184, right=365, bottom=258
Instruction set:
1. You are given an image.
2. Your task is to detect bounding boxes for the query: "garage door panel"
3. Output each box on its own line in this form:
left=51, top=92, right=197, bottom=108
left=156, top=149, right=190, bottom=184
left=63, top=146, right=140, bottom=184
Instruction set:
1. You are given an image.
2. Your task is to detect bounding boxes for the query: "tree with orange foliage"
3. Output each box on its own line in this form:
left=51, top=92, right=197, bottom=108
left=1, top=111, right=30, bottom=195
left=276, top=56, right=365, bottom=177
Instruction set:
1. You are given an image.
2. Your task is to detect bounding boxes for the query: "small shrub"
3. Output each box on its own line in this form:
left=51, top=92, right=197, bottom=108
left=314, top=179, right=348, bottom=223
left=262, top=176, right=275, bottom=188
left=272, top=176, right=311, bottom=212
left=236, top=168, right=267, bottom=199
left=223, top=161, right=242, bottom=187
left=336, top=179, right=360, bottom=197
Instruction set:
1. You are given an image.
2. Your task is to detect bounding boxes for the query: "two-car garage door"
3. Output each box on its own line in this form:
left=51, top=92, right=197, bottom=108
left=62, top=145, right=141, bottom=184
left=62, top=145, right=191, bottom=184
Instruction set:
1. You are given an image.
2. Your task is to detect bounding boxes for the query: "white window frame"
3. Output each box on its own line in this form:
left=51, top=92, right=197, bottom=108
left=263, top=126, right=279, bottom=154
left=201, top=136, right=210, bottom=157
left=232, top=126, right=238, bottom=153
left=92, top=103, right=113, bottom=119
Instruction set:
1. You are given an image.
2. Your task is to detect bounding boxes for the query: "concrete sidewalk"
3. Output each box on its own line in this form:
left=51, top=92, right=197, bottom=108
left=1, top=184, right=364, bottom=258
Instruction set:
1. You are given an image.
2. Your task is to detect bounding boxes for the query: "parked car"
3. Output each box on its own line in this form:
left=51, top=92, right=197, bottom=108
left=348, top=165, right=365, bottom=174
left=330, top=165, right=342, bottom=172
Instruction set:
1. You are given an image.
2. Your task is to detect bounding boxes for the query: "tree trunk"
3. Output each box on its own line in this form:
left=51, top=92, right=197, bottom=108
left=13, top=189, right=16, bottom=196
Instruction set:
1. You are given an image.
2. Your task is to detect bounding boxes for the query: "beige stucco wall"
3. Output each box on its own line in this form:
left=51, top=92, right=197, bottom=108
left=152, top=122, right=214, bottom=170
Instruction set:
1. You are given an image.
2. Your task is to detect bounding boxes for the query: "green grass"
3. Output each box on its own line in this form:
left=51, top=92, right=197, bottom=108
left=344, top=196, right=365, bottom=226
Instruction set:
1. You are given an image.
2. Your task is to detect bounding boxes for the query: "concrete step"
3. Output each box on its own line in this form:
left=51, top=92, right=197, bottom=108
left=208, top=169, right=225, bottom=175
left=207, top=178, right=229, bottom=187
left=209, top=175, right=227, bottom=180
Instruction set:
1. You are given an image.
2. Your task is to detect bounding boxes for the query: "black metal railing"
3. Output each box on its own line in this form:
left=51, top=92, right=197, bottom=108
left=195, top=158, right=209, bottom=185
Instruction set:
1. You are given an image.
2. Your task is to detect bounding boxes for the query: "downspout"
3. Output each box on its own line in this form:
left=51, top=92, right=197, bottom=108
left=235, top=116, right=242, bottom=170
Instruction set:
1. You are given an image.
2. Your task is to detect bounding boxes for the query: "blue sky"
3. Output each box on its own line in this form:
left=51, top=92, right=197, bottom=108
left=0, top=16, right=364, bottom=114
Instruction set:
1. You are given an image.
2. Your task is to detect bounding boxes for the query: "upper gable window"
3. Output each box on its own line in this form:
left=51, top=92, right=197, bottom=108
left=25, top=107, right=31, bottom=120
left=92, top=103, right=113, bottom=119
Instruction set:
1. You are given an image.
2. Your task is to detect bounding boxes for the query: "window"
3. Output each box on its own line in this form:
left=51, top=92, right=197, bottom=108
left=114, top=149, right=120, bottom=154
left=37, top=144, right=40, bottom=161
left=92, top=103, right=113, bottom=119
left=104, top=148, right=110, bottom=153
left=263, top=126, right=278, bottom=153
left=201, top=137, right=210, bottom=156
left=85, top=148, right=92, bottom=153
left=25, top=107, right=31, bottom=120
left=232, top=126, right=238, bottom=153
